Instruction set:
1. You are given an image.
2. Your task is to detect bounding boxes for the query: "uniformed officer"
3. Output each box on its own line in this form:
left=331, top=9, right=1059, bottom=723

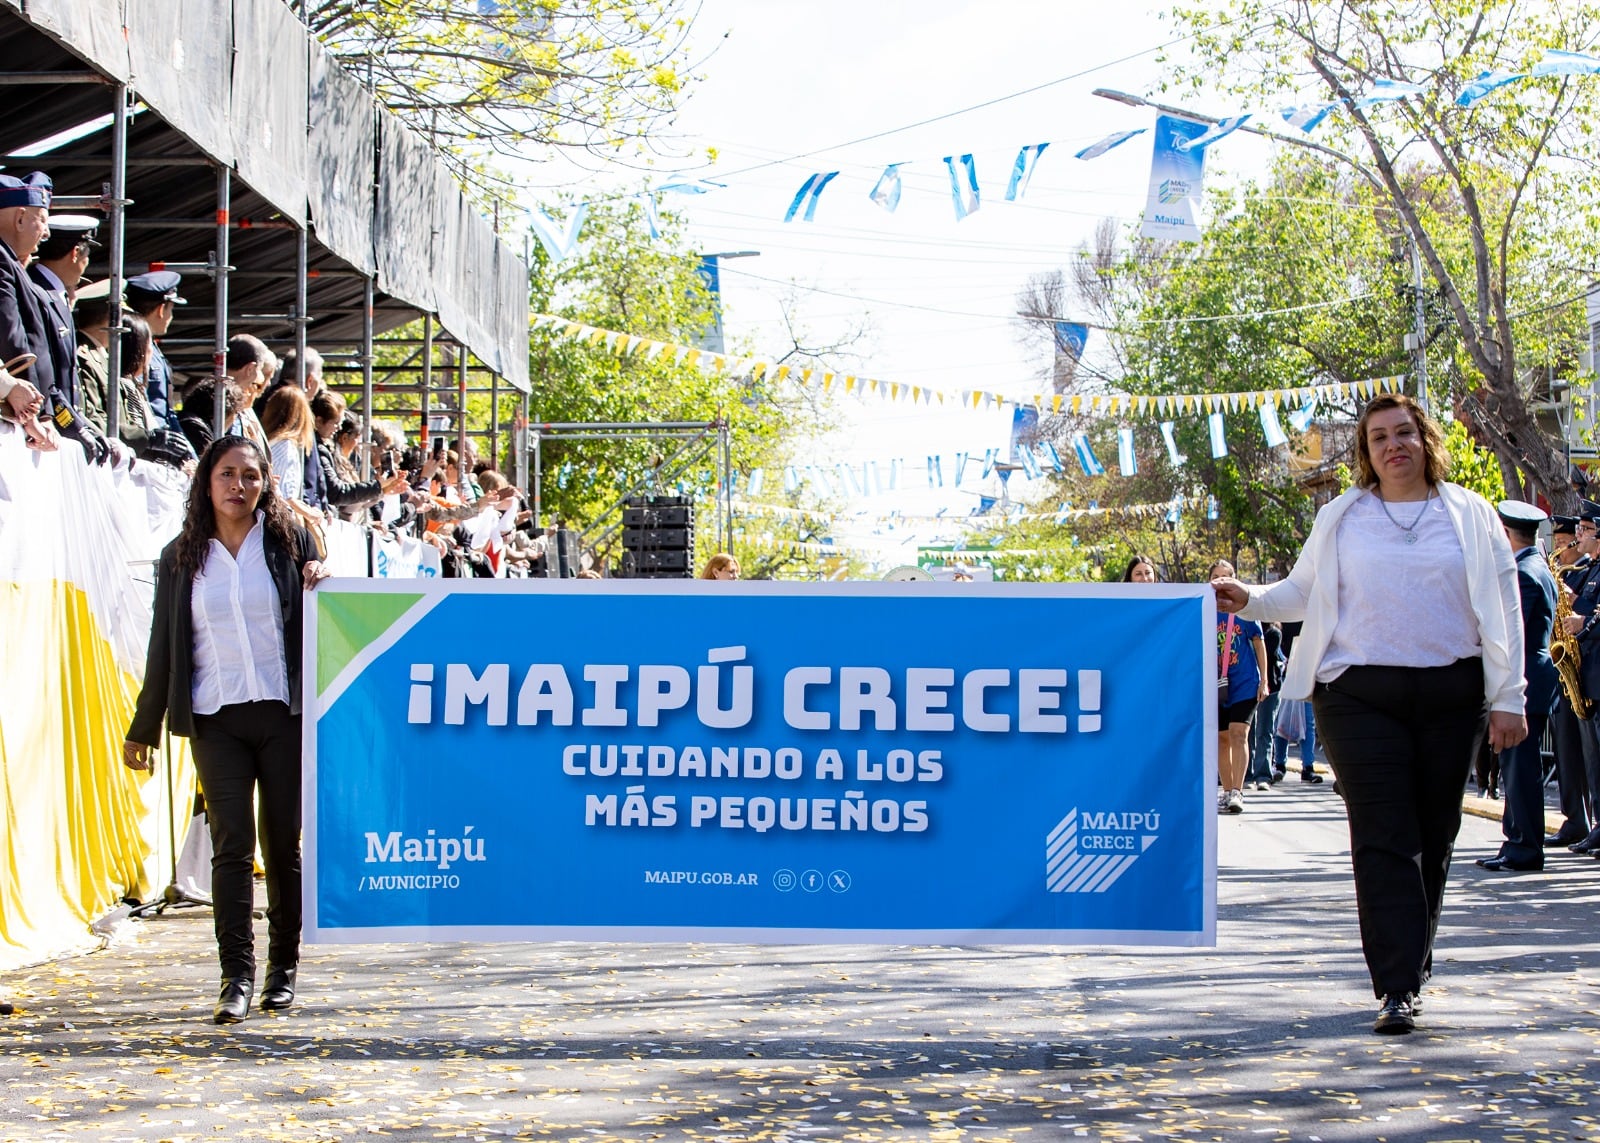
left=124, top=270, right=191, bottom=445
left=1546, top=514, right=1592, bottom=846
left=27, top=213, right=99, bottom=410
left=1477, top=501, right=1558, bottom=872
left=1563, top=501, right=1600, bottom=853
left=0, top=171, right=104, bottom=460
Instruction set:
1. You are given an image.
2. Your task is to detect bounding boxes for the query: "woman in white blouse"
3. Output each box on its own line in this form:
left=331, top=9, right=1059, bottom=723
left=1212, top=394, right=1525, bottom=1037
left=123, top=435, right=330, bottom=1025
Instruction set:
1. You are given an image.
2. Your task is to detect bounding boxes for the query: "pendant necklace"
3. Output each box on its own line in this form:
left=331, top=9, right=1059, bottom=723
left=1377, top=489, right=1434, bottom=544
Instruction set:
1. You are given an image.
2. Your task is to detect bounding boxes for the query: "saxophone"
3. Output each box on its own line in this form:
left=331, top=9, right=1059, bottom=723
left=1551, top=540, right=1592, bottom=718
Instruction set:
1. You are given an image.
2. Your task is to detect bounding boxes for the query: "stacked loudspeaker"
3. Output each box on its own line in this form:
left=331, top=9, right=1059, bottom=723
left=620, top=495, right=695, bottom=578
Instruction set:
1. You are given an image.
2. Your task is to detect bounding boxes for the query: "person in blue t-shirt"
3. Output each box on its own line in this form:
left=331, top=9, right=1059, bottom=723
left=1211, top=559, right=1268, bottom=814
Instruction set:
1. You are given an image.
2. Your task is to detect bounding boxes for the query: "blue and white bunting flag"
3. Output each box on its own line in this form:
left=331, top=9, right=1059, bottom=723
left=1071, top=432, right=1105, bottom=476
left=528, top=202, right=589, bottom=262
left=640, top=193, right=662, bottom=239
left=1206, top=495, right=1219, bottom=521
left=1042, top=442, right=1065, bottom=473
left=811, top=465, right=834, bottom=497
left=784, top=171, right=840, bottom=223
left=1461, top=50, right=1600, bottom=107
left=1280, top=102, right=1338, bottom=132
left=954, top=452, right=969, bottom=485
left=1074, top=128, right=1145, bottom=160
left=927, top=454, right=943, bottom=487
left=944, top=153, right=981, bottom=220
left=1259, top=402, right=1289, bottom=448
left=1018, top=444, right=1041, bottom=479
left=746, top=468, right=764, bottom=497
left=1159, top=420, right=1184, bottom=466
left=1455, top=70, right=1525, bottom=108
left=1054, top=502, right=1071, bottom=524
left=981, top=448, right=997, bottom=479
left=869, top=163, right=905, bottom=212
left=1117, top=427, right=1137, bottom=476
left=888, top=459, right=900, bottom=492
left=839, top=463, right=862, bottom=497
left=1208, top=411, right=1228, bottom=458
left=1004, top=143, right=1049, bottom=201
left=1164, top=500, right=1181, bottom=527
left=1174, top=114, right=1251, bottom=153
left=656, top=179, right=725, bottom=195
left=784, top=466, right=800, bottom=493
left=1287, top=404, right=1315, bottom=433
left=1356, top=78, right=1426, bottom=106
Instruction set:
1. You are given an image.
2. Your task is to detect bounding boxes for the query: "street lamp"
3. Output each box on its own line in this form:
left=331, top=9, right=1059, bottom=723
left=1092, top=87, right=1430, bottom=408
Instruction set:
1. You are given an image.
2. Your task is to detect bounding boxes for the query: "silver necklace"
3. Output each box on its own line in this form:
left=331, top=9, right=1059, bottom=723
left=1377, top=489, right=1433, bottom=544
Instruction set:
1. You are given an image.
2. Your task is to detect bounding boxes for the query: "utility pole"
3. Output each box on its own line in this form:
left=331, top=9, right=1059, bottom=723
left=1406, top=238, right=1430, bottom=413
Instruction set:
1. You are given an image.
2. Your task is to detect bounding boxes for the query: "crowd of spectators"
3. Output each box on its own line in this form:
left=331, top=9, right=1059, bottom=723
left=0, top=168, right=554, bottom=578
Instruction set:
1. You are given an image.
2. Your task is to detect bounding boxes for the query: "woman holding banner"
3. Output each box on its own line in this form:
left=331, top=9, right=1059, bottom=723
left=1212, top=393, right=1524, bottom=1036
left=123, top=435, right=331, bottom=1025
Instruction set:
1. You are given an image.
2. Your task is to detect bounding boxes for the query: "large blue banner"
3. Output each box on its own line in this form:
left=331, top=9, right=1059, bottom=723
left=305, top=582, right=1216, bottom=946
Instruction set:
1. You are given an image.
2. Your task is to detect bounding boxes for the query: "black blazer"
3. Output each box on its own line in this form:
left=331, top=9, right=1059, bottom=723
left=127, top=523, right=318, bottom=744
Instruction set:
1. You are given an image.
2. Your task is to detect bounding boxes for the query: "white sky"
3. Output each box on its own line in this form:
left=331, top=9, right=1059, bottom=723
left=549, top=0, right=1282, bottom=561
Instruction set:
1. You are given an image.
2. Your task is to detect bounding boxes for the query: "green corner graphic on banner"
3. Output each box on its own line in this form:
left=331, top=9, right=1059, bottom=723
left=317, top=590, right=426, bottom=697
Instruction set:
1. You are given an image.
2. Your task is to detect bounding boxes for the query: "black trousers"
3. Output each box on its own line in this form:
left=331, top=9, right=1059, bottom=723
left=1549, top=695, right=1592, bottom=837
left=1497, top=706, right=1549, bottom=866
left=1312, top=658, right=1485, bottom=1000
left=190, top=700, right=303, bottom=980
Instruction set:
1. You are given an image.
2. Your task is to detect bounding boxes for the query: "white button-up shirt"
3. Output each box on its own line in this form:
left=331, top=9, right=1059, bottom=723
left=189, top=514, right=289, bottom=715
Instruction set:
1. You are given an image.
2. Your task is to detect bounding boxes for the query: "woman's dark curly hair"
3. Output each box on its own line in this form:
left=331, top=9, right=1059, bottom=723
left=173, top=435, right=300, bottom=578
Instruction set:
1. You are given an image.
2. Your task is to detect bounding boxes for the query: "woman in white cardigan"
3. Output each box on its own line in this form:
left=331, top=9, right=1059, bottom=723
left=1213, top=393, right=1525, bottom=1037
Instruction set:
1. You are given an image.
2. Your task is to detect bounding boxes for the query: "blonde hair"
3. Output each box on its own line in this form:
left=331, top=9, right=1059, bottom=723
left=701, top=552, right=740, bottom=579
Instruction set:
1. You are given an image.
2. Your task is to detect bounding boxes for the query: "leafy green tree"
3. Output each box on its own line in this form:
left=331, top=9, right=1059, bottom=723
left=309, top=0, right=696, bottom=195
left=1165, top=0, right=1600, bottom=510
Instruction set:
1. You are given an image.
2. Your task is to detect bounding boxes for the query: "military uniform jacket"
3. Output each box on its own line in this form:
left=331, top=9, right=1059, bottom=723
left=26, top=263, right=78, bottom=409
left=0, top=237, right=57, bottom=399
left=1516, top=546, right=1559, bottom=717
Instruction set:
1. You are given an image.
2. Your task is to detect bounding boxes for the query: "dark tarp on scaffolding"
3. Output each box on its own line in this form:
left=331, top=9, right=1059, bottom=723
left=24, top=0, right=130, bottom=80
left=494, top=239, right=531, bottom=393
left=307, top=42, right=375, bottom=276
left=124, top=0, right=234, bottom=165
left=229, top=0, right=307, bottom=227
left=375, top=109, right=439, bottom=313
left=436, top=179, right=496, bottom=371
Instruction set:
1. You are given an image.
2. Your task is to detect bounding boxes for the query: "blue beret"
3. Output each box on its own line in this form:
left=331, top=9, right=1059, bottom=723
left=1582, top=499, right=1600, bottom=525
left=125, top=270, right=185, bottom=304
left=0, top=171, right=52, bottom=209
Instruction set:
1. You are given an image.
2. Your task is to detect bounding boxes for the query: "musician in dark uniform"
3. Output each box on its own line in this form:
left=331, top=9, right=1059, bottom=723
left=1477, top=501, right=1558, bottom=872
left=0, top=171, right=106, bottom=461
left=1545, top=514, right=1593, bottom=846
left=1563, top=502, right=1600, bottom=854
left=125, top=270, right=193, bottom=453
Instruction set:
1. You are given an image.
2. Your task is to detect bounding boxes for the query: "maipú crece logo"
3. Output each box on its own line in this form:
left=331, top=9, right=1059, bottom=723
left=1045, top=809, right=1158, bottom=893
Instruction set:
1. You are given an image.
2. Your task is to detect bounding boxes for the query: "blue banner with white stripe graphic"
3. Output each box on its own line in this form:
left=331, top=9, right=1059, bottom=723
left=305, top=581, right=1216, bottom=945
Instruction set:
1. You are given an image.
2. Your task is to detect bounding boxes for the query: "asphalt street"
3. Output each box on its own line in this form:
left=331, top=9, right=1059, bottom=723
left=3, top=777, right=1598, bottom=1143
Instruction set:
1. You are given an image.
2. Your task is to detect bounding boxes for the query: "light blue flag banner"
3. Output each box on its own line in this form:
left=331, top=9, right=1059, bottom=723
left=305, top=582, right=1218, bottom=945
left=1117, top=427, right=1137, bottom=476
left=1208, top=411, right=1228, bottom=458
left=785, top=171, right=841, bottom=223
left=869, top=163, right=905, bottom=212
left=944, top=153, right=981, bottom=220
left=1053, top=322, right=1089, bottom=361
left=927, top=455, right=943, bottom=488
left=1159, top=420, right=1183, bottom=466
left=747, top=469, right=764, bottom=498
left=1259, top=402, right=1289, bottom=448
left=981, top=448, right=997, bottom=479
left=1141, top=115, right=1209, bottom=242
left=1206, top=496, right=1218, bottom=521
left=1356, top=78, right=1426, bottom=107
left=1018, top=444, right=1042, bottom=479
left=954, top=452, right=969, bottom=485
left=784, top=466, right=800, bottom=494
left=640, top=193, right=662, bottom=239
left=1043, top=442, right=1065, bottom=473
left=1071, top=432, right=1105, bottom=476
left=1009, top=405, right=1039, bottom=463
left=1459, top=50, right=1600, bottom=107
left=1287, top=404, right=1316, bottom=433
left=1075, top=129, right=1145, bottom=161
left=1173, top=114, right=1251, bottom=153
left=528, top=203, right=590, bottom=262
left=1280, top=101, right=1337, bottom=133
left=1004, top=143, right=1050, bottom=201
left=811, top=465, right=834, bottom=497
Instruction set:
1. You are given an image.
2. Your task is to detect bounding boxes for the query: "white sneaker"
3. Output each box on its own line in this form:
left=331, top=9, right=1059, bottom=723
left=1225, top=790, right=1245, bottom=814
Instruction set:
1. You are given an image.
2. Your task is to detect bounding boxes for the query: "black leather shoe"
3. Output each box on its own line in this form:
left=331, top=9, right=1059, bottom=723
left=1545, top=832, right=1587, bottom=848
left=1374, top=994, right=1415, bottom=1034
left=1476, top=855, right=1543, bottom=872
left=1569, top=832, right=1600, bottom=854
left=1300, top=770, right=1323, bottom=784
left=214, top=977, right=253, bottom=1025
left=260, top=966, right=297, bottom=1011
